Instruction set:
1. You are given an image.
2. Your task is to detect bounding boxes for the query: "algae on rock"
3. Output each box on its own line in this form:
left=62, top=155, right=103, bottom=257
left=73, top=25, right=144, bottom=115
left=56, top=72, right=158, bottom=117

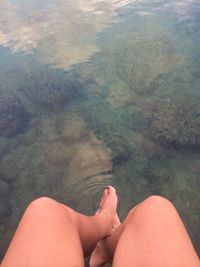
left=0, top=88, right=29, bottom=137
left=21, top=69, right=82, bottom=111
left=143, top=95, right=200, bottom=145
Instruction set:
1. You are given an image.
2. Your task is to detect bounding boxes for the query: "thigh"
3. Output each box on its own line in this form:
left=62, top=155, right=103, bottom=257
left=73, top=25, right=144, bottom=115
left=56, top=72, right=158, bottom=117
left=113, top=196, right=199, bottom=267
left=1, top=197, right=84, bottom=267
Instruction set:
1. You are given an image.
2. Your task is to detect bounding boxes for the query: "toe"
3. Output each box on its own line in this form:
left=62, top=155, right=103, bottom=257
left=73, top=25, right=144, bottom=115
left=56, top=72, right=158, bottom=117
left=102, top=188, right=108, bottom=201
left=107, top=186, right=116, bottom=195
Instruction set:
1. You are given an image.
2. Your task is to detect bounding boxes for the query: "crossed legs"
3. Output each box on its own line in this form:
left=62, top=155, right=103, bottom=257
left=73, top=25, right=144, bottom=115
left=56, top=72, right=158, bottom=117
left=1, top=187, right=199, bottom=267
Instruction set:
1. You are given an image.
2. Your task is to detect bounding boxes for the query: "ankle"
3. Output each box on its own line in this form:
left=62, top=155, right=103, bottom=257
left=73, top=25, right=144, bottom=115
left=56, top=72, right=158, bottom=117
left=95, top=211, right=112, bottom=237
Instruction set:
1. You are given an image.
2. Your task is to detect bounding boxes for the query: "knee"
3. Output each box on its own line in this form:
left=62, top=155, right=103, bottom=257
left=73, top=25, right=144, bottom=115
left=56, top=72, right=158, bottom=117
left=143, top=195, right=174, bottom=209
left=25, top=197, right=76, bottom=222
left=127, top=195, right=175, bottom=220
left=26, top=197, right=61, bottom=214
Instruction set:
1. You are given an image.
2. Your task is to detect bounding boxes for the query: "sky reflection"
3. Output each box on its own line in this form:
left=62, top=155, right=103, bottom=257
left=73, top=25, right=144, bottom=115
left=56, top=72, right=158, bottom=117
left=0, top=0, right=198, bottom=70
left=0, top=0, right=134, bottom=69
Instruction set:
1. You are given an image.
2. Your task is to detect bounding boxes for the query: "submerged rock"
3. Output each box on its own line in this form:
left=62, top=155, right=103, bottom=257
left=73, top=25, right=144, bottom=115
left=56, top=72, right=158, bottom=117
left=58, top=113, right=88, bottom=141
left=0, top=89, right=29, bottom=137
left=143, top=95, right=200, bottom=145
left=21, top=70, right=82, bottom=110
left=66, top=133, right=112, bottom=180
left=0, top=179, right=11, bottom=196
left=0, top=138, right=9, bottom=158
left=99, top=30, right=184, bottom=96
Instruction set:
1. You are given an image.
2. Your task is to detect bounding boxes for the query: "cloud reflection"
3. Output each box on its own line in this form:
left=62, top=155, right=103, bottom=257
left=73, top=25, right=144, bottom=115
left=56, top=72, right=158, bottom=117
left=0, top=0, right=198, bottom=69
left=0, top=0, right=133, bottom=69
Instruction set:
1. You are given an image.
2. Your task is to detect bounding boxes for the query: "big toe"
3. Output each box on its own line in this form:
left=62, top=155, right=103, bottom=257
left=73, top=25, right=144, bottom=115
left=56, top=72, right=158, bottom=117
left=100, top=186, right=118, bottom=214
left=107, top=186, right=116, bottom=196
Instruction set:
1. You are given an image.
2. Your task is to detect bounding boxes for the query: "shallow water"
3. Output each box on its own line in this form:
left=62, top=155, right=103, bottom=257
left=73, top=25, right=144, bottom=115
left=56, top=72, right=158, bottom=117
left=0, top=0, right=200, bottom=259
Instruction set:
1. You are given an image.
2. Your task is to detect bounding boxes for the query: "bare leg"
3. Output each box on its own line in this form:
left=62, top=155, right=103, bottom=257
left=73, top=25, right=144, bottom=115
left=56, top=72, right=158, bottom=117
left=90, top=207, right=121, bottom=267
left=91, top=196, right=199, bottom=267
left=1, top=186, right=118, bottom=267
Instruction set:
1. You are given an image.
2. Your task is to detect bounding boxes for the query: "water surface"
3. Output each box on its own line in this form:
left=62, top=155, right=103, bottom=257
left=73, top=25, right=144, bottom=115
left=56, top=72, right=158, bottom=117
left=0, top=0, right=200, bottom=259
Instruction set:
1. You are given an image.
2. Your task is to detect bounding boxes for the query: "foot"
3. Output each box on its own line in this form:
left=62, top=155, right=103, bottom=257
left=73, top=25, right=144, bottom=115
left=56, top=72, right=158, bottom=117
left=90, top=186, right=120, bottom=267
left=99, top=186, right=119, bottom=230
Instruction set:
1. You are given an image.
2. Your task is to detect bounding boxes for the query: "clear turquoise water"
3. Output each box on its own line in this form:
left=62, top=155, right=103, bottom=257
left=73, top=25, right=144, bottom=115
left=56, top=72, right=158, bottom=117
left=0, top=0, right=200, bottom=259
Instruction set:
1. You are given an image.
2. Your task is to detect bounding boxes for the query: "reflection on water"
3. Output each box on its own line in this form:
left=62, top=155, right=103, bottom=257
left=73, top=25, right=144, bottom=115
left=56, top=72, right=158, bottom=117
left=0, top=0, right=134, bottom=69
left=0, top=0, right=200, bottom=261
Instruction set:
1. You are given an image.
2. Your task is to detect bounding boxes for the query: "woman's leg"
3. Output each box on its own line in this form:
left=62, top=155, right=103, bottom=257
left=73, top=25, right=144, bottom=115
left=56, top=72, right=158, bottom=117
left=91, top=195, right=199, bottom=267
left=1, top=187, right=118, bottom=267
